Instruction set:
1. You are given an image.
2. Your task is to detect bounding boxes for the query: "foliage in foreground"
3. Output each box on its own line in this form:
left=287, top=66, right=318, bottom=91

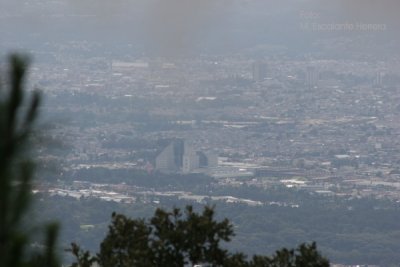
left=71, top=205, right=329, bottom=267
left=0, top=54, right=59, bottom=267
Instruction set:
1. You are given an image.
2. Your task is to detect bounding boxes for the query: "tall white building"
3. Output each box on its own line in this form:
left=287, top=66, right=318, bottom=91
left=182, top=140, right=199, bottom=173
left=182, top=152, right=200, bottom=174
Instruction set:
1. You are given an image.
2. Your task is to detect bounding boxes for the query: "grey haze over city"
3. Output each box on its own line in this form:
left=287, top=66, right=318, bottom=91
left=1, top=1, right=400, bottom=266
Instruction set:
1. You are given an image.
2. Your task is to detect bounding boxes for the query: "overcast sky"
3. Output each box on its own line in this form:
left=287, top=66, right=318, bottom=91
left=0, top=0, right=397, bottom=57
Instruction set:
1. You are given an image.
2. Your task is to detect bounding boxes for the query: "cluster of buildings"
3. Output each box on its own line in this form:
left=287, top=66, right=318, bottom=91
left=155, top=139, right=218, bottom=173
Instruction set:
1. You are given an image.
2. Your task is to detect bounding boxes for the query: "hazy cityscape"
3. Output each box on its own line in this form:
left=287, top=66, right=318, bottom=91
left=2, top=1, right=400, bottom=266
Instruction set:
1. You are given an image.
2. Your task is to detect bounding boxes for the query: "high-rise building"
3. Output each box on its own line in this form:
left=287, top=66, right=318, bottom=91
left=155, top=139, right=186, bottom=173
left=204, top=152, right=218, bottom=168
left=182, top=140, right=198, bottom=173
left=173, top=139, right=185, bottom=169
left=252, top=61, right=267, bottom=82
left=306, top=66, right=319, bottom=88
left=155, top=143, right=176, bottom=172
left=182, top=152, right=200, bottom=174
left=374, top=71, right=385, bottom=87
left=155, top=139, right=218, bottom=173
left=197, top=151, right=218, bottom=168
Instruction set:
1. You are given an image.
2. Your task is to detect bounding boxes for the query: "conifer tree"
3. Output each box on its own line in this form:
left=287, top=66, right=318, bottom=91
left=0, top=54, right=59, bottom=267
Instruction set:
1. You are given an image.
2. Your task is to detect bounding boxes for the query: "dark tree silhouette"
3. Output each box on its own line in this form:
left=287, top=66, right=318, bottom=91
left=0, top=54, right=59, bottom=267
left=71, top=205, right=329, bottom=267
